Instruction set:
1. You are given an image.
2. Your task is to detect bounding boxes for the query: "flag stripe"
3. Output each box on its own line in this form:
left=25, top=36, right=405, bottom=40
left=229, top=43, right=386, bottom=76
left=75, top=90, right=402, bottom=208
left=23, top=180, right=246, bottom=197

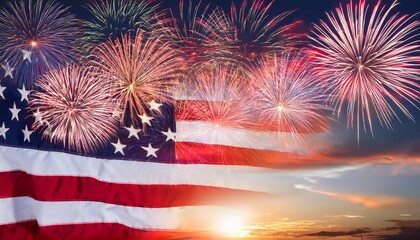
left=175, top=142, right=331, bottom=169
left=0, top=145, right=296, bottom=193
left=0, top=220, right=188, bottom=240
left=0, top=197, right=245, bottom=234
left=0, top=171, right=269, bottom=208
left=176, top=120, right=325, bottom=154
left=0, top=197, right=180, bottom=229
left=0, top=221, right=205, bottom=240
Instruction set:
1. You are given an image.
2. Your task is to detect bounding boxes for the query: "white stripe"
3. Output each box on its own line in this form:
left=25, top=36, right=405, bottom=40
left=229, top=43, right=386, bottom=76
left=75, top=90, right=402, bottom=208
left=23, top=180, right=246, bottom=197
left=0, top=196, right=177, bottom=229
left=0, top=145, right=298, bottom=194
left=176, top=120, right=328, bottom=154
left=0, top=197, right=256, bottom=231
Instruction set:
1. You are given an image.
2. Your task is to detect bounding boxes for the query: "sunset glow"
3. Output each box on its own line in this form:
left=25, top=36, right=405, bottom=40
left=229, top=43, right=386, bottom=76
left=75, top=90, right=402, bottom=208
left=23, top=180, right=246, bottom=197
left=0, top=0, right=418, bottom=239
left=215, top=214, right=250, bottom=238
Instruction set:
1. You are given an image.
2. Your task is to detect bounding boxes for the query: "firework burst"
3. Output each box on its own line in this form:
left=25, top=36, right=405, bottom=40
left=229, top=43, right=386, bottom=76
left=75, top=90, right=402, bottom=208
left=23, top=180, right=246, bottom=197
left=28, top=64, right=118, bottom=154
left=202, top=0, right=302, bottom=62
left=92, top=30, right=182, bottom=127
left=80, top=0, right=163, bottom=55
left=164, top=0, right=225, bottom=68
left=249, top=52, right=330, bottom=137
left=310, top=0, right=420, bottom=136
left=0, top=0, right=79, bottom=89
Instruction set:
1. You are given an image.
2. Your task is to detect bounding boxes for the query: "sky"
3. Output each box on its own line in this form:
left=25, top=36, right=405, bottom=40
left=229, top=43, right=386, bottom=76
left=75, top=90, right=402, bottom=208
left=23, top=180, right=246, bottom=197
left=1, top=0, right=419, bottom=239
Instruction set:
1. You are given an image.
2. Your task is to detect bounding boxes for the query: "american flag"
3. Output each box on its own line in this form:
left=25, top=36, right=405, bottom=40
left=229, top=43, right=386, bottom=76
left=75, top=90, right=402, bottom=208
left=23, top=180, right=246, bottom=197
left=0, top=58, right=326, bottom=239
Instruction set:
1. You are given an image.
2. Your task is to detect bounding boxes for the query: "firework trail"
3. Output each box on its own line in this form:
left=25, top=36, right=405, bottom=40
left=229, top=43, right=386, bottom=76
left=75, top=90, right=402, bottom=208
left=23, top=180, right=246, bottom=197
left=92, top=29, right=182, bottom=127
left=310, top=0, right=420, bottom=138
left=28, top=64, right=118, bottom=154
left=80, top=0, right=163, bottom=55
left=0, top=0, right=79, bottom=89
left=249, top=52, right=330, bottom=138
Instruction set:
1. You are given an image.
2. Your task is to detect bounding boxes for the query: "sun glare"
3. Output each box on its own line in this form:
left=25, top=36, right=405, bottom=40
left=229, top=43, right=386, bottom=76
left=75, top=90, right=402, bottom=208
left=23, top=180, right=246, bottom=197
left=216, top=215, right=250, bottom=238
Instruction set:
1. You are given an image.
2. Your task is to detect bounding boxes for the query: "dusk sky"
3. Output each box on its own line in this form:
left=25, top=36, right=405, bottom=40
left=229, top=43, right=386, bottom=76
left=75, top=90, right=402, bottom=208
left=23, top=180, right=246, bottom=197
left=0, top=0, right=419, bottom=239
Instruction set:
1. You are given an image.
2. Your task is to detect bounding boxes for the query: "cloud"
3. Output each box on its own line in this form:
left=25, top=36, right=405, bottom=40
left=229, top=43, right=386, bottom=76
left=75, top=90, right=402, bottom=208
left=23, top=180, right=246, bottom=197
left=296, top=165, right=365, bottom=180
left=333, top=194, right=420, bottom=209
left=303, top=228, right=372, bottom=237
left=323, top=113, right=420, bottom=160
left=295, top=184, right=420, bottom=209
left=400, top=213, right=412, bottom=217
left=368, top=220, right=420, bottom=240
left=247, top=219, right=329, bottom=238
left=324, top=215, right=365, bottom=219
left=292, top=113, right=420, bottom=170
left=387, top=220, right=420, bottom=228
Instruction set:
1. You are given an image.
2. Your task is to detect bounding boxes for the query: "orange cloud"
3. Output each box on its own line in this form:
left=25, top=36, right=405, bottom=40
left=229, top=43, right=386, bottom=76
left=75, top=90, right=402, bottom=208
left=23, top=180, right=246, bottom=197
left=295, top=184, right=420, bottom=209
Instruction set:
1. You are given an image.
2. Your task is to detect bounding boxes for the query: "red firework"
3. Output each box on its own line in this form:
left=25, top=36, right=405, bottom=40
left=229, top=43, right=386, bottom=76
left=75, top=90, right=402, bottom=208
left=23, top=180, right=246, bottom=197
left=248, top=52, right=330, bottom=136
left=92, top=29, right=182, bottom=127
left=310, top=0, right=420, bottom=136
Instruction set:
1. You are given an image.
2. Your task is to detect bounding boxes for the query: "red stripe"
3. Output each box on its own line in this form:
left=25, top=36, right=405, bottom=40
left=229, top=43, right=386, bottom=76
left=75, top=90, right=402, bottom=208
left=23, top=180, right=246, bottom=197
left=0, top=171, right=268, bottom=208
left=176, top=142, right=334, bottom=169
left=176, top=100, right=327, bottom=133
left=0, top=221, right=213, bottom=240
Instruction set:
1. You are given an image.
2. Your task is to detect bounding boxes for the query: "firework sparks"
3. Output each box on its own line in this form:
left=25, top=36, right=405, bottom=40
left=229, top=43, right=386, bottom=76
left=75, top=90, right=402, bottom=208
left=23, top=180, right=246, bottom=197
left=249, top=52, right=330, bottom=137
left=28, top=64, right=118, bottom=154
left=92, top=29, right=182, bottom=127
left=310, top=0, right=420, bottom=137
left=0, top=0, right=79, bottom=89
left=79, top=0, right=163, bottom=55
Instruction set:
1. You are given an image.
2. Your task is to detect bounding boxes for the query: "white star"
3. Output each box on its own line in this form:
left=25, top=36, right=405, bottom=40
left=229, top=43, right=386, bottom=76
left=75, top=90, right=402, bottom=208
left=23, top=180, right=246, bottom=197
left=162, top=128, right=176, bottom=142
left=0, top=122, right=8, bottom=139
left=112, top=108, right=122, bottom=118
left=22, top=125, right=33, bottom=142
left=18, top=85, right=31, bottom=102
left=148, top=100, right=163, bottom=112
left=9, top=103, right=20, bottom=121
left=111, top=138, right=126, bottom=155
left=139, top=113, right=154, bottom=126
left=2, top=61, right=15, bottom=79
left=0, top=85, right=5, bottom=99
left=44, top=121, right=53, bottom=140
left=125, top=125, right=142, bottom=139
left=22, top=50, right=32, bottom=63
left=33, top=108, right=43, bottom=123
left=142, top=143, right=158, bottom=158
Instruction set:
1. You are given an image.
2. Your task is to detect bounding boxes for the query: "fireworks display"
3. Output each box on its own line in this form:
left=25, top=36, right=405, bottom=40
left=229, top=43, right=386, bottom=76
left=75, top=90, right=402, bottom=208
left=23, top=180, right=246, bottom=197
left=0, top=0, right=418, bottom=155
left=310, top=0, right=420, bottom=136
left=249, top=53, right=330, bottom=135
left=79, top=0, right=163, bottom=55
left=92, top=29, right=182, bottom=127
left=0, top=0, right=79, bottom=89
left=28, top=64, right=118, bottom=154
